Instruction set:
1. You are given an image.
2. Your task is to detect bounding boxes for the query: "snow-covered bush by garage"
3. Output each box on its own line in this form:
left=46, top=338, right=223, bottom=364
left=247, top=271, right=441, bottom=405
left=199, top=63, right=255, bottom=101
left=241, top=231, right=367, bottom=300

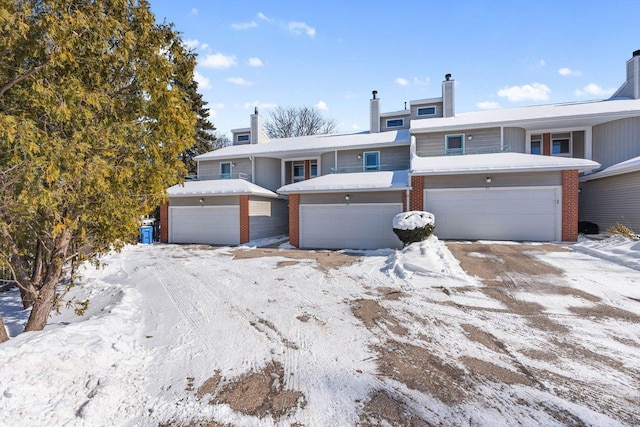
left=393, top=211, right=436, bottom=246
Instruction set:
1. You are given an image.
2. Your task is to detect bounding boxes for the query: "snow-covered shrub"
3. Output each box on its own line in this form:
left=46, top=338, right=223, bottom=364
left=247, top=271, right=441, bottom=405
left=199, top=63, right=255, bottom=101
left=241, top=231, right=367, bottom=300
left=392, top=211, right=435, bottom=246
left=606, top=223, right=637, bottom=239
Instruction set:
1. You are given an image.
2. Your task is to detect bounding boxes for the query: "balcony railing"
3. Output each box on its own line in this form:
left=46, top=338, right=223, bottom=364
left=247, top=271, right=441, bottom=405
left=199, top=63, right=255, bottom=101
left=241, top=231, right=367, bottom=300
left=186, top=172, right=252, bottom=181
left=330, top=163, right=410, bottom=174
left=417, top=144, right=511, bottom=157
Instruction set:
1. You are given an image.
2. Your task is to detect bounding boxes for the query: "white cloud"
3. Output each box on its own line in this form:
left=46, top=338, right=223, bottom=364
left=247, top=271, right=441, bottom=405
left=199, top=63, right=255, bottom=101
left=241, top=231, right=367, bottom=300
left=574, top=83, right=616, bottom=97
left=476, top=101, right=501, bottom=110
left=498, top=83, right=551, bottom=102
left=190, top=8, right=198, bottom=16
left=184, top=39, right=200, bottom=50
left=539, top=59, right=546, bottom=67
left=232, top=21, right=258, bottom=30
left=194, top=71, right=211, bottom=90
left=226, top=77, right=253, bottom=86
left=395, top=77, right=409, bottom=86
left=316, top=101, right=328, bottom=110
left=558, top=67, right=582, bottom=77
left=288, top=21, right=316, bottom=38
left=257, top=12, right=273, bottom=22
left=413, top=77, right=430, bottom=86
left=248, top=57, right=263, bottom=67
left=200, top=53, right=237, bottom=69
left=351, top=124, right=360, bottom=130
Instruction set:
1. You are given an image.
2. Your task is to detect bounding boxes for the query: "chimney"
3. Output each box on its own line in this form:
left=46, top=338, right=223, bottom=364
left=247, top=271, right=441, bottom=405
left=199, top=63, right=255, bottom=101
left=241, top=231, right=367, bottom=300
left=370, top=90, right=380, bottom=133
left=250, top=107, right=268, bottom=144
left=442, top=74, right=455, bottom=117
left=611, top=49, right=640, bottom=100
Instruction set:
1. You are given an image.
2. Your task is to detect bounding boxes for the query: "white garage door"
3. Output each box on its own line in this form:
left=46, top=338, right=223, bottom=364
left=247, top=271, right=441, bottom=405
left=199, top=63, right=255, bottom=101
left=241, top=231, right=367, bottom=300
left=300, top=203, right=403, bottom=250
left=169, top=206, right=239, bottom=245
left=424, top=187, right=561, bottom=241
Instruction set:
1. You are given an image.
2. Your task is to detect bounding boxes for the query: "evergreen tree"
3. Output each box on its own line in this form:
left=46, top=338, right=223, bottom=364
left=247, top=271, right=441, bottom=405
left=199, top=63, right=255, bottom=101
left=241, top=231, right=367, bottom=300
left=0, top=0, right=198, bottom=339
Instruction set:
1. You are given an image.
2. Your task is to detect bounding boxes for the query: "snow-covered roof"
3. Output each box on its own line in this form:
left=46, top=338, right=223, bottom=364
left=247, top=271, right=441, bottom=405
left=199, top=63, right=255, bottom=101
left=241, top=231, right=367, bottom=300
left=411, top=99, right=640, bottom=133
left=277, top=170, right=410, bottom=194
left=195, top=130, right=411, bottom=161
left=580, top=155, right=640, bottom=181
left=167, top=179, right=278, bottom=198
left=411, top=152, right=600, bottom=175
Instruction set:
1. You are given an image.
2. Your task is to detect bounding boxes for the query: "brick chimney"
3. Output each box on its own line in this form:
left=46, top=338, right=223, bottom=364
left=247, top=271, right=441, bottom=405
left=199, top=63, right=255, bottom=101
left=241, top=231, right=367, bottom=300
left=250, top=107, right=269, bottom=144
left=370, top=90, right=380, bottom=133
left=442, top=74, right=455, bottom=117
left=611, top=50, right=640, bottom=100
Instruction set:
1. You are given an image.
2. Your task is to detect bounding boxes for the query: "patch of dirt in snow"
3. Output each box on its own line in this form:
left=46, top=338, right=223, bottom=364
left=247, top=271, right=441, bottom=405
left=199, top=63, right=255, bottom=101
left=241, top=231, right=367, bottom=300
left=358, top=390, right=434, bottom=426
left=228, top=247, right=361, bottom=272
left=352, top=299, right=408, bottom=336
left=568, top=303, right=640, bottom=322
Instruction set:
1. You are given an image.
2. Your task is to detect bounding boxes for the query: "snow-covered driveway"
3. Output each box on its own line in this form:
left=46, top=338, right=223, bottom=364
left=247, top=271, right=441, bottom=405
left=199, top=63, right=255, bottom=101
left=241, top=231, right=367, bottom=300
left=1, top=237, right=639, bottom=426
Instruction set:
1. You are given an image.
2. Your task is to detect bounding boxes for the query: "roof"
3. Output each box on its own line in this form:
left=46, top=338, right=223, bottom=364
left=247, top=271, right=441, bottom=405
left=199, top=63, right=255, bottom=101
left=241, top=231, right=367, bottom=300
left=277, top=170, right=410, bottom=194
left=195, top=130, right=411, bottom=161
left=580, top=155, right=640, bottom=181
left=411, top=99, right=640, bottom=133
left=167, top=179, right=279, bottom=198
left=410, top=152, right=600, bottom=175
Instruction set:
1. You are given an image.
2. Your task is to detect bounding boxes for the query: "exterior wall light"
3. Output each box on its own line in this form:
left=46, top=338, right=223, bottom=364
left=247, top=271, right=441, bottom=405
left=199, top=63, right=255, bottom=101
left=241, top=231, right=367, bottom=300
left=485, top=177, right=491, bottom=183
left=345, top=194, right=350, bottom=201
left=199, top=198, right=204, bottom=203
left=357, top=154, right=362, bottom=159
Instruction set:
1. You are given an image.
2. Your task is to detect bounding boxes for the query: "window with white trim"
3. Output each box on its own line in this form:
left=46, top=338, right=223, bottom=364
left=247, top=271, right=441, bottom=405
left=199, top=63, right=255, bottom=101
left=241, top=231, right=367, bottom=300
left=363, top=151, right=380, bottom=171
left=386, top=118, right=404, bottom=128
left=292, top=161, right=305, bottom=182
left=531, top=134, right=542, bottom=155
left=236, top=134, right=250, bottom=143
left=220, top=162, right=232, bottom=179
left=551, top=133, right=571, bottom=156
left=417, top=106, right=436, bottom=116
left=310, top=161, right=318, bottom=178
left=445, top=134, right=464, bottom=155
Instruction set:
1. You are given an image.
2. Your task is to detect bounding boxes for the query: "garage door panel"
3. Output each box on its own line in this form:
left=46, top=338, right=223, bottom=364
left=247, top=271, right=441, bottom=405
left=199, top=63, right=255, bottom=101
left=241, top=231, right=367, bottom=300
left=425, top=187, right=560, bottom=241
left=300, top=204, right=402, bottom=250
left=170, top=206, right=239, bottom=245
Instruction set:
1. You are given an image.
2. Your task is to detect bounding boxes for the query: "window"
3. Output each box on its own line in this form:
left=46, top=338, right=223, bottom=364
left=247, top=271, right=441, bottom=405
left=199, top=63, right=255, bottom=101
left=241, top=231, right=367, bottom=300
left=236, top=134, right=250, bottom=143
left=417, top=106, right=436, bottom=116
left=386, top=118, right=404, bottom=128
left=552, top=133, right=571, bottom=156
left=531, top=134, right=542, bottom=155
left=220, top=162, right=232, bottom=179
left=292, top=161, right=305, bottom=182
left=310, top=161, right=318, bottom=178
left=445, top=134, right=464, bottom=155
left=363, top=151, right=380, bottom=171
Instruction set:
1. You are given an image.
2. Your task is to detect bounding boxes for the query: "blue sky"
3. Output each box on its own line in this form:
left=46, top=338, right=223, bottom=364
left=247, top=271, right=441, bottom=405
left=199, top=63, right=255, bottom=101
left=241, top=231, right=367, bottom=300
left=149, top=1, right=640, bottom=137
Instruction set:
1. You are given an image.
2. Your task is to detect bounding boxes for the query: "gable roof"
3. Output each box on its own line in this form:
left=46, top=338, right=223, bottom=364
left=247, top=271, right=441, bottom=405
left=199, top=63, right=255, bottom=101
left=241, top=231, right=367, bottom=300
left=411, top=152, right=600, bottom=175
left=411, top=99, right=640, bottom=133
left=167, top=179, right=279, bottom=198
left=195, top=130, right=411, bottom=161
left=580, top=155, right=640, bottom=181
left=278, top=170, right=410, bottom=194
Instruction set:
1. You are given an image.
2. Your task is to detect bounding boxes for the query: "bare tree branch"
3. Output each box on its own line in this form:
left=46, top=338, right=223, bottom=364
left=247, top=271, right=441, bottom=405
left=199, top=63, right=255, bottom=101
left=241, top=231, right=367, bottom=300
left=264, top=106, right=336, bottom=139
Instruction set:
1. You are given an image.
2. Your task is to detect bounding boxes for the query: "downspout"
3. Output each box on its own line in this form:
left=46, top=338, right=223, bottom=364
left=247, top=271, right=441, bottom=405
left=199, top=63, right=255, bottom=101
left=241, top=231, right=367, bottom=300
left=405, top=188, right=410, bottom=212
left=334, top=150, right=338, bottom=173
left=249, top=156, right=255, bottom=183
left=500, top=126, right=504, bottom=151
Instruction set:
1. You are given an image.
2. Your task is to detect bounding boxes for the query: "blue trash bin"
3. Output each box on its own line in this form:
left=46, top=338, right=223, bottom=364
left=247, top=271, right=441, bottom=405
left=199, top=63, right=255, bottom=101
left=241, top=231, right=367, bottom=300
left=140, top=226, right=153, bottom=244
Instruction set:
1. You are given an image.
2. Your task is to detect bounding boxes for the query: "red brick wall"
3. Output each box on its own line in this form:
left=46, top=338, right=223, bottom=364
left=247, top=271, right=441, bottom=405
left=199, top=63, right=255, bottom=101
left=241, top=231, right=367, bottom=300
left=304, top=160, right=310, bottom=180
left=239, top=195, right=250, bottom=244
left=289, top=194, right=300, bottom=247
left=160, top=202, right=169, bottom=243
left=562, top=170, right=579, bottom=242
left=543, top=133, right=551, bottom=156
left=409, top=175, right=424, bottom=211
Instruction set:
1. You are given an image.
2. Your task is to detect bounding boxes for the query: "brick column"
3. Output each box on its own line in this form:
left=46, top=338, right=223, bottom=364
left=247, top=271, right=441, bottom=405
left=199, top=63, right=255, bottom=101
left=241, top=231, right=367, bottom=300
left=561, top=170, right=579, bottom=242
left=543, top=133, right=551, bottom=156
left=160, top=202, right=169, bottom=243
left=304, top=160, right=310, bottom=180
left=239, top=195, right=250, bottom=244
left=289, top=194, right=300, bottom=247
left=409, top=175, right=424, bottom=211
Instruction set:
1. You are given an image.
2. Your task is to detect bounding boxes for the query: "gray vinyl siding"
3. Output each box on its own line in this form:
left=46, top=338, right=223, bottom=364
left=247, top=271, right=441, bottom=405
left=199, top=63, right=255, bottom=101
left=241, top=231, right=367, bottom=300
left=254, top=157, right=281, bottom=191
left=423, top=171, right=561, bottom=189
left=592, top=117, right=640, bottom=169
left=336, top=146, right=410, bottom=172
left=321, top=152, right=335, bottom=175
left=197, top=158, right=252, bottom=180
left=415, top=127, right=502, bottom=156
left=170, top=196, right=239, bottom=206
left=249, top=197, right=288, bottom=239
left=300, top=191, right=404, bottom=205
left=504, top=127, right=526, bottom=153
left=411, top=102, right=444, bottom=120
left=380, top=114, right=411, bottom=132
left=572, top=131, right=585, bottom=159
left=579, top=171, right=640, bottom=232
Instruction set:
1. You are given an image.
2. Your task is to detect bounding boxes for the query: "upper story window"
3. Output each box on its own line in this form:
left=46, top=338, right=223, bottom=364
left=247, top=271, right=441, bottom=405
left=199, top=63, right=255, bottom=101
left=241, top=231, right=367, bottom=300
left=445, top=134, right=464, bottom=156
left=236, top=134, right=250, bottom=143
left=531, top=134, right=542, bottom=155
left=310, top=161, right=318, bottom=178
left=220, top=162, right=232, bottom=179
left=386, top=118, right=404, bottom=128
left=417, top=106, right=436, bottom=117
left=363, top=151, right=380, bottom=171
left=552, top=133, right=571, bottom=156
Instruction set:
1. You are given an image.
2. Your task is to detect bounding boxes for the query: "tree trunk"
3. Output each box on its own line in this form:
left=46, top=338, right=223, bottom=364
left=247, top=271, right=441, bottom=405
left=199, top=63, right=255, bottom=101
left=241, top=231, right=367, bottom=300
left=19, top=287, right=34, bottom=309
left=0, top=315, right=9, bottom=343
left=23, top=276, right=57, bottom=332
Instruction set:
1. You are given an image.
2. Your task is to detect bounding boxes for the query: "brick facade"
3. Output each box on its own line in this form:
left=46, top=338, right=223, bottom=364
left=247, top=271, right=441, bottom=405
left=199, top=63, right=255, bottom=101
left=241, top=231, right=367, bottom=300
left=239, top=195, right=250, bottom=244
left=409, top=175, right=424, bottom=211
left=160, top=202, right=169, bottom=243
left=288, top=194, right=300, bottom=247
left=561, top=170, right=579, bottom=242
left=543, top=133, right=551, bottom=156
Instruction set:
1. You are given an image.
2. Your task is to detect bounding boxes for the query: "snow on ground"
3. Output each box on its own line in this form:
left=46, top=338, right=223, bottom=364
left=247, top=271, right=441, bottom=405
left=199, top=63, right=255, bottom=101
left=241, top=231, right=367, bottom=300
left=0, top=235, right=639, bottom=426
